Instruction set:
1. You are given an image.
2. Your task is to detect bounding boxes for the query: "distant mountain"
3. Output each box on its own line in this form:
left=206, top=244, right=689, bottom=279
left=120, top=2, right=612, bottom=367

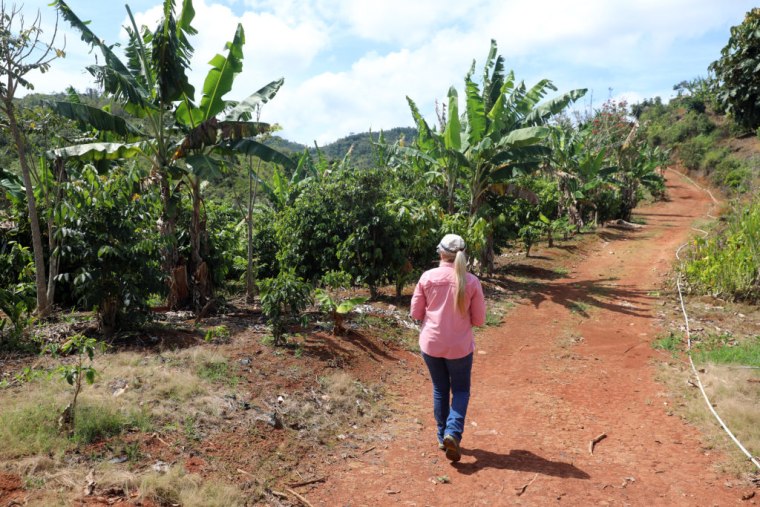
left=265, top=127, right=417, bottom=168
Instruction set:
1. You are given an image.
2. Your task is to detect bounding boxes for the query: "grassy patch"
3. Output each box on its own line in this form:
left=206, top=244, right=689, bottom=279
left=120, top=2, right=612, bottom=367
left=279, top=372, right=385, bottom=441
left=139, top=466, right=245, bottom=507
left=0, top=392, right=149, bottom=458
left=197, top=359, right=239, bottom=386
left=683, top=364, right=760, bottom=473
left=74, top=405, right=151, bottom=445
left=693, top=334, right=760, bottom=367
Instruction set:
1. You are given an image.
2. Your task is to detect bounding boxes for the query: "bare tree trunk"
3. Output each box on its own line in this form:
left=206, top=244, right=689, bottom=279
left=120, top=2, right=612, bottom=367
left=246, top=159, right=262, bottom=302
left=4, top=99, right=50, bottom=316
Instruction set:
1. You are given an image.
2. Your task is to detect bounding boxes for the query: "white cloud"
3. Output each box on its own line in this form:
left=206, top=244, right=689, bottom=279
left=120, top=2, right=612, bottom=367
left=14, top=0, right=759, bottom=146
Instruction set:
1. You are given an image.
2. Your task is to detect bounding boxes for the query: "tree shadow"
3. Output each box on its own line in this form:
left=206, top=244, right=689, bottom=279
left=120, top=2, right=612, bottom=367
left=452, top=448, right=590, bottom=479
left=482, top=274, right=653, bottom=319
left=301, top=328, right=397, bottom=366
left=497, top=264, right=567, bottom=281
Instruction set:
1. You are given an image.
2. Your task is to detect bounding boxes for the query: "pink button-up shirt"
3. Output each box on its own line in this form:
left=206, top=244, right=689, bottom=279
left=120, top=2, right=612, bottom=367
left=410, top=261, right=486, bottom=359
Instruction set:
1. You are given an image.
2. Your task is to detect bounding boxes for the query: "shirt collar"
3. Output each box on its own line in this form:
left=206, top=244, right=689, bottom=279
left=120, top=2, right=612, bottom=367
left=439, top=260, right=454, bottom=267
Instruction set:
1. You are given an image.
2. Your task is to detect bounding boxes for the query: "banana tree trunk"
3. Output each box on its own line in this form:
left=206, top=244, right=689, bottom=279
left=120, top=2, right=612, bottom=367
left=160, top=173, right=184, bottom=309
left=189, top=177, right=212, bottom=312
left=46, top=157, right=67, bottom=305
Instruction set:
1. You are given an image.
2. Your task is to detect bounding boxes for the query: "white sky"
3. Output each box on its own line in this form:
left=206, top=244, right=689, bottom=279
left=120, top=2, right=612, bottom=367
left=15, top=0, right=757, bottom=145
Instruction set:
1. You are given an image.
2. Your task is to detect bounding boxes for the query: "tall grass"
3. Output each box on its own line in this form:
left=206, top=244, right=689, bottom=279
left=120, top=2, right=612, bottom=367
left=685, top=198, right=760, bottom=301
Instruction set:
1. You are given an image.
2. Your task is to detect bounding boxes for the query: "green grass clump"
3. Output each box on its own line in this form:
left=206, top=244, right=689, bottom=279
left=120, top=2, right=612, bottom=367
left=653, top=332, right=683, bottom=353
left=74, top=405, right=152, bottom=444
left=693, top=334, right=760, bottom=367
left=197, top=360, right=239, bottom=386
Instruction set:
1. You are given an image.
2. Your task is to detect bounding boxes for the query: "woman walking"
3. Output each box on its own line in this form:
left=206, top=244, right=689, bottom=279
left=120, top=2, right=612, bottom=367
left=410, top=234, right=486, bottom=462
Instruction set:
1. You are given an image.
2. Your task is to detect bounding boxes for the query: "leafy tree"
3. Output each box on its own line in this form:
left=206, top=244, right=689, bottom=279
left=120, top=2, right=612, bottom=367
left=51, top=0, right=293, bottom=312
left=276, top=169, right=405, bottom=296
left=0, top=2, right=63, bottom=316
left=709, top=8, right=760, bottom=130
left=56, top=165, right=163, bottom=334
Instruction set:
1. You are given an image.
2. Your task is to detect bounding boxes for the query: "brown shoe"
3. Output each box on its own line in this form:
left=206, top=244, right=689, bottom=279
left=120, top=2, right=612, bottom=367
left=443, top=435, right=461, bottom=462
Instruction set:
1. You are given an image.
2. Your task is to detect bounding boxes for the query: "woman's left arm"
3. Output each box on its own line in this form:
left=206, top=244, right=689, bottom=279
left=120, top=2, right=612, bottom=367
left=470, top=278, right=486, bottom=327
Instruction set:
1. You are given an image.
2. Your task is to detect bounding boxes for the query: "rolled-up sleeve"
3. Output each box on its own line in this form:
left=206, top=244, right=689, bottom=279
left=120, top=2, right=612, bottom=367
left=410, top=281, right=427, bottom=320
left=469, top=279, right=486, bottom=327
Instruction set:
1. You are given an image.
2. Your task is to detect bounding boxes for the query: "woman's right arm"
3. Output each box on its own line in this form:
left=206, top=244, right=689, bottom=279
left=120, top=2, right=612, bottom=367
left=410, top=281, right=426, bottom=320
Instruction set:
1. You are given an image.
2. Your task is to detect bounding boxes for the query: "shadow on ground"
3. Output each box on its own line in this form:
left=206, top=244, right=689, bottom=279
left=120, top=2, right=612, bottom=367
left=453, top=448, right=590, bottom=479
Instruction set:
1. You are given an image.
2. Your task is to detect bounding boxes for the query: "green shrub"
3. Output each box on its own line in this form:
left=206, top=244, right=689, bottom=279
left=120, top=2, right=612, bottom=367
left=713, top=158, right=752, bottom=192
left=685, top=198, right=760, bottom=301
left=678, top=134, right=712, bottom=170
left=700, top=147, right=731, bottom=173
left=258, top=269, right=312, bottom=346
left=56, top=166, right=163, bottom=333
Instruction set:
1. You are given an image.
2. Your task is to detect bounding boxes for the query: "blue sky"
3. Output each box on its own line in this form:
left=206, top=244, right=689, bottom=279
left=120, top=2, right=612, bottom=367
left=17, top=0, right=757, bottom=145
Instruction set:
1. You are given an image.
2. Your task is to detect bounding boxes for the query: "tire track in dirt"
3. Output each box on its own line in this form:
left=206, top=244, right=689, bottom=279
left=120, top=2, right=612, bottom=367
left=309, top=173, right=756, bottom=506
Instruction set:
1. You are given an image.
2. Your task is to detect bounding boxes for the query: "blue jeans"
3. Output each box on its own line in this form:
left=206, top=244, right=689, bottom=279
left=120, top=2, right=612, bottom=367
left=421, top=352, right=473, bottom=443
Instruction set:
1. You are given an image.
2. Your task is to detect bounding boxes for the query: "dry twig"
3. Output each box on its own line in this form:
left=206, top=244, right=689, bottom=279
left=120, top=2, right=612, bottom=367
left=589, top=433, right=607, bottom=455
left=287, top=477, right=326, bottom=488
left=515, top=473, right=538, bottom=496
left=286, top=487, right=315, bottom=507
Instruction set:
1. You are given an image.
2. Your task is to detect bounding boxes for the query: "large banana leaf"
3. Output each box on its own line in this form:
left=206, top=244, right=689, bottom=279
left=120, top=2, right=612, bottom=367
left=224, top=78, right=285, bottom=122
left=0, top=168, right=25, bottom=202
left=177, top=0, right=198, bottom=37
left=405, top=96, right=436, bottom=152
left=524, top=88, right=588, bottom=126
left=47, top=142, right=145, bottom=162
left=229, top=139, right=296, bottom=170
left=50, top=101, right=143, bottom=137
left=464, top=77, right=486, bottom=145
left=85, top=65, right=150, bottom=114
left=218, top=121, right=271, bottom=141
left=443, top=87, right=462, bottom=151
left=497, top=126, right=549, bottom=148
left=184, top=154, right=224, bottom=181
left=152, top=0, right=195, bottom=104
left=199, top=24, right=245, bottom=121
left=521, top=79, right=557, bottom=112
left=53, top=1, right=131, bottom=78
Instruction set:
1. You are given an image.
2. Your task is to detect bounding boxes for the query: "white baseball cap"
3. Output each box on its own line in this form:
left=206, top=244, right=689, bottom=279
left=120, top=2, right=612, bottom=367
left=437, top=234, right=466, bottom=254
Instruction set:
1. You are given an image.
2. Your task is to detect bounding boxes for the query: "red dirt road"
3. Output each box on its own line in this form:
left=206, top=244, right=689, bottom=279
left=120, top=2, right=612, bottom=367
left=309, top=173, right=757, bottom=506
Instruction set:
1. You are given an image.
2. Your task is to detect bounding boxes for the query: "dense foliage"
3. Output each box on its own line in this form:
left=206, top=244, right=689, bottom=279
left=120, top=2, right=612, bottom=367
left=709, top=8, right=760, bottom=131
left=1, top=0, right=756, bottom=348
left=685, top=198, right=760, bottom=301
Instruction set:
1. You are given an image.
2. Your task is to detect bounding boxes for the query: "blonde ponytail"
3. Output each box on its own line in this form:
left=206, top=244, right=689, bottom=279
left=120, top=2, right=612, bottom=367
left=454, top=250, right=467, bottom=315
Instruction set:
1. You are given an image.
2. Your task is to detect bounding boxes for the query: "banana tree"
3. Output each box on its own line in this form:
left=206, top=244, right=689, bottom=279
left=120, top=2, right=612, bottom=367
left=50, top=0, right=293, bottom=310
left=547, top=126, right=618, bottom=229
left=403, top=40, right=587, bottom=271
